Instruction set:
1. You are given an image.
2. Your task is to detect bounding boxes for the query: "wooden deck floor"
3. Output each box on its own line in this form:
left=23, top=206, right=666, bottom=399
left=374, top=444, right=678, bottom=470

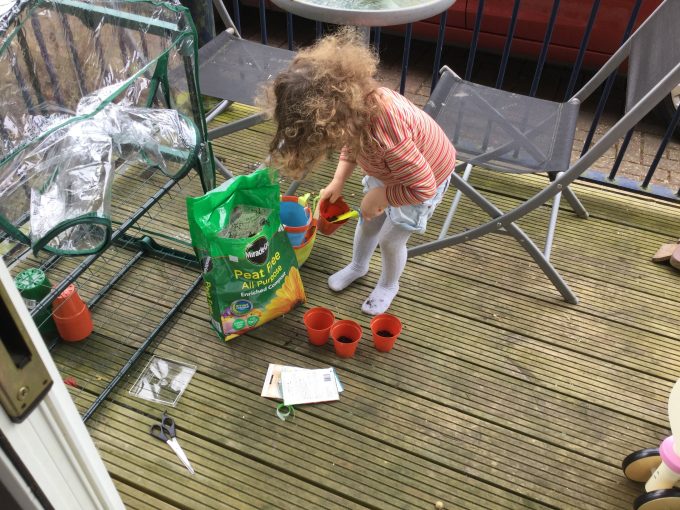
left=17, top=105, right=680, bottom=509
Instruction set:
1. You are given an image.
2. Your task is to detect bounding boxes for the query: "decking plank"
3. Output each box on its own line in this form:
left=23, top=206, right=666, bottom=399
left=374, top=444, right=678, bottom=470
left=98, top=154, right=680, bottom=386
left=114, top=480, right=182, bottom=510
left=64, top=387, right=374, bottom=509
left=56, top=339, right=557, bottom=509
left=91, top=405, right=372, bottom=510
left=130, top=122, right=680, bottom=319
left=52, top=281, right=643, bottom=509
left=303, top=248, right=679, bottom=406
left=28, top=109, right=680, bottom=509
left=53, top=249, right=668, bottom=440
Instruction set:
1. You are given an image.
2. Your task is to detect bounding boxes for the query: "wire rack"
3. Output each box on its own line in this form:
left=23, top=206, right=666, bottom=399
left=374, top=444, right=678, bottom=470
left=3, top=162, right=214, bottom=419
left=0, top=1, right=301, bottom=425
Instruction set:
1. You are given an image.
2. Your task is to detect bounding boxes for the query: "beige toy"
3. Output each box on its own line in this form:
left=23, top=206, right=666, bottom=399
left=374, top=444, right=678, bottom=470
left=622, top=378, right=680, bottom=508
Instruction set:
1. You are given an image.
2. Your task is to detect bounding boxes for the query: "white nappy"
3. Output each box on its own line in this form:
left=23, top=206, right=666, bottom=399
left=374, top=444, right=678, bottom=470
left=362, top=174, right=451, bottom=233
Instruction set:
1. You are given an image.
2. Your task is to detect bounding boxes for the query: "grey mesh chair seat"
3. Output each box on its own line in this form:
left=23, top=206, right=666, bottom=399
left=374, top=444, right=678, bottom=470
left=427, top=74, right=580, bottom=174
left=196, top=0, right=295, bottom=178
left=408, top=0, right=680, bottom=304
left=198, top=30, right=294, bottom=106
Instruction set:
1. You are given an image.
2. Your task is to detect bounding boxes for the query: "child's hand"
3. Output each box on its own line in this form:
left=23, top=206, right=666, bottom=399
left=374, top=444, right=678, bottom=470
left=361, top=187, right=388, bottom=220
left=320, top=178, right=344, bottom=203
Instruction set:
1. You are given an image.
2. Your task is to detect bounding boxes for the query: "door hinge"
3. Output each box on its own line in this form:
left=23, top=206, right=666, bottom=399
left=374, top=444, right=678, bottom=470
left=0, top=283, right=52, bottom=423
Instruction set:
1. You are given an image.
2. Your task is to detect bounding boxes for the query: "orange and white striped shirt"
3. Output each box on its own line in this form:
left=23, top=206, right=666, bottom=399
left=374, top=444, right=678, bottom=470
left=340, top=87, right=456, bottom=207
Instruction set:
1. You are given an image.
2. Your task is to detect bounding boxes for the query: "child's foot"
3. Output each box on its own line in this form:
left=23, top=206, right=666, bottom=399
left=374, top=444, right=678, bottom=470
left=361, top=284, right=399, bottom=315
left=328, top=264, right=368, bottom=292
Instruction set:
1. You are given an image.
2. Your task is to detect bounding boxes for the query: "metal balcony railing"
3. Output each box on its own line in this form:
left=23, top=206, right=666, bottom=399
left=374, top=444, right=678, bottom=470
left=218, top=0, right=680, bottom=203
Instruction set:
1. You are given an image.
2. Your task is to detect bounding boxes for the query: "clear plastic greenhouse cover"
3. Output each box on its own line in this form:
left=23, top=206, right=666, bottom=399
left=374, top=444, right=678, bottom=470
left=0, top=0, right=214, bottom=255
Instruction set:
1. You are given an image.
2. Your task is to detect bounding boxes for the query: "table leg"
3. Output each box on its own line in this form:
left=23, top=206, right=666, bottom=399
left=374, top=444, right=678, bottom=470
left=357, top=26, right=370, bottom=45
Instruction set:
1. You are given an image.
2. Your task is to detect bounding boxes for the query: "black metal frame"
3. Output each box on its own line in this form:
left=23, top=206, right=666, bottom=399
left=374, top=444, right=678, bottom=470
left=229, top=0, right=680, bottom=201
left=1, top=1, right=211, bottom=421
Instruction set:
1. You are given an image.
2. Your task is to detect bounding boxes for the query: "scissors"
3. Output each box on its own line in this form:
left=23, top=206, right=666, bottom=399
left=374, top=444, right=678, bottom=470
left=149, top=412, right=195, bottom=475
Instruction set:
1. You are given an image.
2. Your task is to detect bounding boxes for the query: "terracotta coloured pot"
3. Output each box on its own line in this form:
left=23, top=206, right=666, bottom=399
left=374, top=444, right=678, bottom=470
left=317, top=196, right=351, bottom=236
left=330, top=319, right=362, bottom=358
left=303, top=307, right=335, bottom=346
left=370, top=313, right=402, bottom=353
left=52, top=284, right=93, bottom=342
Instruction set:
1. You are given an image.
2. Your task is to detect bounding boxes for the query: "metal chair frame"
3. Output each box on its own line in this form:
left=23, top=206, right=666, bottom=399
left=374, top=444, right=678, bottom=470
left=408, top=0, right=680, bottom=304
left=197, top=0, right=295, bottom=178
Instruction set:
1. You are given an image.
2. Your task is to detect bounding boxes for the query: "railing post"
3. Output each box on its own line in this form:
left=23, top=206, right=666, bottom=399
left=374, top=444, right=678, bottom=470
left=581, top=0, right=643, bottom=156
left=564, top=0, right=601, bottom=100
left=465, top=0, right=484, bottom=80
left=644, top=106, right=680, bottom=189
left=399, top=23, right=412, bottom=95
left=496, top=0, right=521, bottom=90
left=258, top=0, right=268, bottom=44
left=430, top=11, right=448, bottom=92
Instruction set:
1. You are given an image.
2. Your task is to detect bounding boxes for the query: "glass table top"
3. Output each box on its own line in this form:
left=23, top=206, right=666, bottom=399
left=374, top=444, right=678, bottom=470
left=270, top=0, right=456, bottom=27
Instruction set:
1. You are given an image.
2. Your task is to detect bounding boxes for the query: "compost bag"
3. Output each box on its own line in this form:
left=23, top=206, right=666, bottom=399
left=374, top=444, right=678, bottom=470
left=187, top=168, right=305, bottom=341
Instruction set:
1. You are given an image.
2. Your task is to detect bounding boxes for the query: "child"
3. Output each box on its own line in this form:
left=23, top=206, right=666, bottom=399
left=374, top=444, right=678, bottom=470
left=259, top=29, right=457, bottom=315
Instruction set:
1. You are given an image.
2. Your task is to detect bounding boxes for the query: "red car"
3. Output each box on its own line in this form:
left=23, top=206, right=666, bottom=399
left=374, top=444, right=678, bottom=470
left=240, top=0, right=677, bottom=124
left=410, top=0, right=677, bottom=123
left=245, top=0, right=658, bottom=66
left=412, top=0, right=660, bottom=67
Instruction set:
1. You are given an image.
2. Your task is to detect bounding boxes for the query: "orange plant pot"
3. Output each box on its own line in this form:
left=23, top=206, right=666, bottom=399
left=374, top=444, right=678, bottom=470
left=370, top=313, right=402, bottom=353
left=331, top=319, right=362, bottom=358
left=317, top=196, right=351, bottom=236
left=303, top=307, right=335, bottom=346
left=52, top=284, right=93, bottom=342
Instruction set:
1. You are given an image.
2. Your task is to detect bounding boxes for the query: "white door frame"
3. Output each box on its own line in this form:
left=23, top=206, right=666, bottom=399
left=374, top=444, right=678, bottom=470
left=0, top=258, right=124, bottom=510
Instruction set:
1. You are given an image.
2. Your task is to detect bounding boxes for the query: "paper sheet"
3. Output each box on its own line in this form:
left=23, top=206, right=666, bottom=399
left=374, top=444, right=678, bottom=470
left=261, top=364, right=343, bottom=402
left=280, top=367, right=339, bottom=406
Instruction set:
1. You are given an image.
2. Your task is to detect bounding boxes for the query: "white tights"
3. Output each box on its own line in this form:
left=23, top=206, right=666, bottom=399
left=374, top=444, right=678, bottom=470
left=328, top=213, right=411, bottom=315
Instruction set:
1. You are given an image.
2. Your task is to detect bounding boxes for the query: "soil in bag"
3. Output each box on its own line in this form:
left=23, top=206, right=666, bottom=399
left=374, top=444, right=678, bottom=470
left=187, top=168, right=305, bottom=340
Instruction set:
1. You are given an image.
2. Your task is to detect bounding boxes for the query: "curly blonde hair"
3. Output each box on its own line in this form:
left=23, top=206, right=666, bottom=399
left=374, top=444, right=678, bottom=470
left=257, top=28, right=381, bottom=180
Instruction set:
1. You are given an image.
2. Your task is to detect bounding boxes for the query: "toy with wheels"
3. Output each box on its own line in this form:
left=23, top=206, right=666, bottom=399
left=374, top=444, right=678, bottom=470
left=622, top=378, right=680, bottom=509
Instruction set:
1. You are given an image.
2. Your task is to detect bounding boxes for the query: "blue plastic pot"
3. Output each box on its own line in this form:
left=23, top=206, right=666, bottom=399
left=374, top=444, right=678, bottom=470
left=280, top=197, right=311, bottom=246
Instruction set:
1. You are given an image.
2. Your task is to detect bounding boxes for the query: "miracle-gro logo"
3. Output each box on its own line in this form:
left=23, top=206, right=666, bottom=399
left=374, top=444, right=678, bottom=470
left=245, top=236, right=269, bottom=265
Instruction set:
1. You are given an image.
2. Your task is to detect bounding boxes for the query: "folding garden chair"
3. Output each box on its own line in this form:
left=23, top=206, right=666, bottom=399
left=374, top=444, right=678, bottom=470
left=408, top=0, right=680, bottom=304
left=197, top=0, right=295, bottom=177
